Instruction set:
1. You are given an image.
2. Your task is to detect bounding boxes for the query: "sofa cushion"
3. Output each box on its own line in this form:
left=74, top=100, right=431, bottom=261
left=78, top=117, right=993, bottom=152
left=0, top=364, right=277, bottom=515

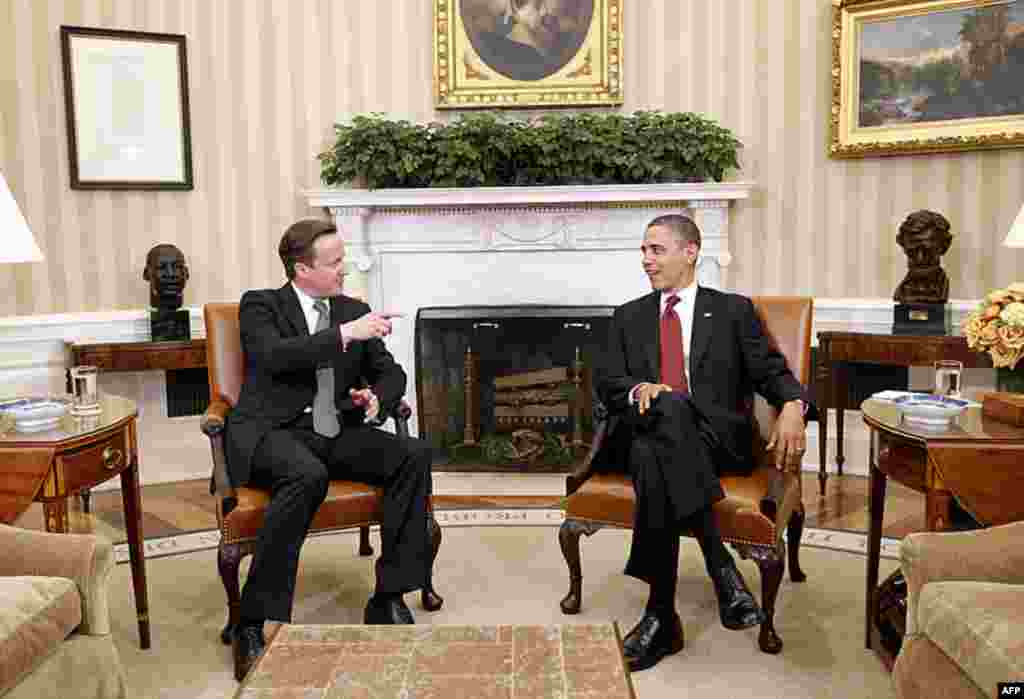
left=0, top=576, right=82, bottom=695
left=918, top=581, right=1024, bottom=697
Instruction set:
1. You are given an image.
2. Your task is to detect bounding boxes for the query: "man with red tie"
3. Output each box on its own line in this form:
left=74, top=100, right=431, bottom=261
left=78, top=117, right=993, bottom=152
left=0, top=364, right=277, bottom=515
left=594, top=214, right=810, bottom=672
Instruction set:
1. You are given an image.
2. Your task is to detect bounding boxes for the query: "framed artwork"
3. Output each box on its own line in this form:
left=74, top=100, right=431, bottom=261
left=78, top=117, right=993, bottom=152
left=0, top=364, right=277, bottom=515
left=434, top=0, right=623, bottom=109
left=830, top=0, right=1024, bottom=158
left=60, top=25, right=193, bottom=190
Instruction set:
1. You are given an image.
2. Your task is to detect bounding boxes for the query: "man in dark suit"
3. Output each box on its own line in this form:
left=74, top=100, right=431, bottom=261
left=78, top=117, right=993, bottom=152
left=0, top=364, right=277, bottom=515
left=595, top=214, right=811, bottom=672
left=225, top=219, right=434, bottom=680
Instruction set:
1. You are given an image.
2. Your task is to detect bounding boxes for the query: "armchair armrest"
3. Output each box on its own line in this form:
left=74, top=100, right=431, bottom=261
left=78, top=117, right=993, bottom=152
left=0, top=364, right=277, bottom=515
left=0, top=524, right=114, bottom=635
left=365, top=399, right=412, bottom=438
left=201, top=399, right=231, bottom=438
left=901, top=521, right=1024, bottom=635
left=566, top=415, right=616, bottom=495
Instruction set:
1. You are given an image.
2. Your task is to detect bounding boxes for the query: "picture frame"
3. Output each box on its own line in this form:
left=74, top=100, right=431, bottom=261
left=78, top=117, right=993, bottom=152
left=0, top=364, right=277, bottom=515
left=434, top=0, right=623, bottom=109
left=60, top=25, right=193, bottom=190
left=830, top=0, right=1024, bottom=158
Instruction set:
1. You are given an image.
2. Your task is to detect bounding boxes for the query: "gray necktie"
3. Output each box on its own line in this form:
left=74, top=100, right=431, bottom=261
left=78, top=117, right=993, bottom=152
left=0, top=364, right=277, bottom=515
left=312, top=299, right=340, bottom=437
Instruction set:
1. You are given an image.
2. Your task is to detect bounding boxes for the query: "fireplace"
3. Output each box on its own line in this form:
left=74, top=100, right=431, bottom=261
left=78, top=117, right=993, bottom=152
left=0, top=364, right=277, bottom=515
left=306, top=182, right=753, bottom=450
left=416, top=306, right=613, bottom=472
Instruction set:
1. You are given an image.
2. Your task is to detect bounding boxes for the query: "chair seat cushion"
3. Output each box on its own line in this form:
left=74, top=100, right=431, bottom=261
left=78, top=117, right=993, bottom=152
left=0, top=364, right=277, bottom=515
left=917, top=581, right=1024, bottom=694
left=221, top=480, right=383, bottom=542
left=0, top=576, right=82, bottom=695
left=564, top=470, right=778, bottom=545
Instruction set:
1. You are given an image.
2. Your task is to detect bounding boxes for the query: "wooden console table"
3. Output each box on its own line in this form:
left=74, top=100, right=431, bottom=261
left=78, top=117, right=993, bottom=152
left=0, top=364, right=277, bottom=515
left=68, top=338, right=206, bottom=373
left=814, top=331, right=990, bottom=496
left=861, top=398, right=1024, bottom=667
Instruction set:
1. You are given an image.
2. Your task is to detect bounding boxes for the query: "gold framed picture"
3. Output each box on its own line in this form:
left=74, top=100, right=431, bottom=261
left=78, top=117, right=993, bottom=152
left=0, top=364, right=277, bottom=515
left=830, top=0, right=1024, bottom=158
left=434, top=0, right=623, bottom=109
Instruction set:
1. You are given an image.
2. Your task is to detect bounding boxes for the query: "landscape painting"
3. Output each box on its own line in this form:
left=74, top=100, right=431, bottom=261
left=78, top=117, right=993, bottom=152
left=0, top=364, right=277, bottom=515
left=831, top=0, right=1024, bottom=158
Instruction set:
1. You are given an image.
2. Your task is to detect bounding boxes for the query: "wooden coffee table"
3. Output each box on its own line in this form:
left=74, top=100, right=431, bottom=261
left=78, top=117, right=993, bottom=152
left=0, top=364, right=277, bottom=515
left=235, top=623, right=635, bottom=698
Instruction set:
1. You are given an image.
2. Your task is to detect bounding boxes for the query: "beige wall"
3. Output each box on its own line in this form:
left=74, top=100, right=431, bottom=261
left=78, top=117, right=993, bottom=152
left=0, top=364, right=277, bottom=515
left=2, top=0, right=1022, bottom=317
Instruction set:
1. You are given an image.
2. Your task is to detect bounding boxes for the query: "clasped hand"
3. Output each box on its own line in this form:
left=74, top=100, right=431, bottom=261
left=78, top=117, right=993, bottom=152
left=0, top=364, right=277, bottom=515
left=766, top=401, right=807, bottom=472
left=634, top=382, right=674, bottom=415
left=350, top=387, right=379, bottom=422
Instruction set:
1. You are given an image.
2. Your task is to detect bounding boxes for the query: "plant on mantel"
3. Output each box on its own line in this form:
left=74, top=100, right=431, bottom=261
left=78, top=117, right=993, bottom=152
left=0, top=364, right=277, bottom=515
left=317, top=111, right=742, bottom=190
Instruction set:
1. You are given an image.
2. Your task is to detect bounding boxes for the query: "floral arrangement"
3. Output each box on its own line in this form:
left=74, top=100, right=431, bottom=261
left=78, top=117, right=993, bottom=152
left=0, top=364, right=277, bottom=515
left=962, top=282, right=1024, bottom=369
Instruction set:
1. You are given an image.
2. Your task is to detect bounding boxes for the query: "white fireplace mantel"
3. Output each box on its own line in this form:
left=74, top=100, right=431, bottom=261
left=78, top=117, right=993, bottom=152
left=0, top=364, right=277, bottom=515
left=306, top=183, right=754, bottom=295
left=305, top=182, right=754, bottom=209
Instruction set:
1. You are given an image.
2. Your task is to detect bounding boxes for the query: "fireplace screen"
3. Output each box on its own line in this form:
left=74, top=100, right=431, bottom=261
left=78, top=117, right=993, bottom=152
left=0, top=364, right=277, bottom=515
left=415, top=306, right=613, bottom=473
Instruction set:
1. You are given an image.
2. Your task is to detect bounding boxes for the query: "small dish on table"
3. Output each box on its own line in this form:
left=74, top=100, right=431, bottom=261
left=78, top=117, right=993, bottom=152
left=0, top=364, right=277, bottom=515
left=892, top=393, right=969, bottom=428
left=0, top=396, right=71, bottom=432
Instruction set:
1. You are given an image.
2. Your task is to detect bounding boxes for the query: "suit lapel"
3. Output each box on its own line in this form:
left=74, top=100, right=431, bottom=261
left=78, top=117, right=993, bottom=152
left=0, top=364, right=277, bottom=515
left=687, top=287, right=714, bottom=372
left=278, top=283, right=309, bottom=337
left=639, top=291, right=660, bottom=381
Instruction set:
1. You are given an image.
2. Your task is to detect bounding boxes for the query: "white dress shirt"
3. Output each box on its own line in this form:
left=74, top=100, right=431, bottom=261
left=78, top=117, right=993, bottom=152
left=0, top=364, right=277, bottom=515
left=291, top=282, right=326, bottom=334
left=629, top=280, right=699, bottom=403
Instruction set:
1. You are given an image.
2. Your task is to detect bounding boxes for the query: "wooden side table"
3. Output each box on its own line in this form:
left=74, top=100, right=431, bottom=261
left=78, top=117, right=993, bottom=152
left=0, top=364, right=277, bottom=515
left=0, top=394, right=151, bottom=649
left=815, top=331, right=990, bottom=496
left=860, top=397, right=1024, bottom=667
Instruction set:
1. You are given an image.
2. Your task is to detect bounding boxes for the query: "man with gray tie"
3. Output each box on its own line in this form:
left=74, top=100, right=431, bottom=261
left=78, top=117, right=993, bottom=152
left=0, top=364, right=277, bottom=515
left=224, top=219, right=434, bottom=680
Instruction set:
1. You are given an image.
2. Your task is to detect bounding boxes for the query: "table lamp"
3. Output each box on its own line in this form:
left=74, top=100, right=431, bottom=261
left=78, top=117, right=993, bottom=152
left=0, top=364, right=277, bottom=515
left=1002, top=202, right=1024, bottom=248
left=0, top=171, right=44, bottom=263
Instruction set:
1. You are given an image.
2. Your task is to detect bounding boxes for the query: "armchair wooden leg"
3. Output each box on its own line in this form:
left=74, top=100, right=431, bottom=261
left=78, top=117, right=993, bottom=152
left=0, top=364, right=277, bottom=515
left=218, top=542, right=245, bottom=645
left=754, top=551, right=785, bottom=654
left=358, top=525, right=374, bottom=556
left=421, top=515, right=444, bottom=612
left=787, top=505, right=808, bottom=583
left=559, top=518, right=602, bottom=614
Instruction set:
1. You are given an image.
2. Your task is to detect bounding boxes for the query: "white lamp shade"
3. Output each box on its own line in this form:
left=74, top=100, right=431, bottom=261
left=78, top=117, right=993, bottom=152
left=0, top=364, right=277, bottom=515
left=1004, top=202, right=1024, bottom=248
left=0, top=172, right=44, bottom=263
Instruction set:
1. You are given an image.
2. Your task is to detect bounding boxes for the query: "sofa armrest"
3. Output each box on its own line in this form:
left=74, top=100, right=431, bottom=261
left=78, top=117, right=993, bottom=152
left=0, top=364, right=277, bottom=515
left=0, top=524, right=114, bottom=635
left=901, top=521, right=1024, bottom=635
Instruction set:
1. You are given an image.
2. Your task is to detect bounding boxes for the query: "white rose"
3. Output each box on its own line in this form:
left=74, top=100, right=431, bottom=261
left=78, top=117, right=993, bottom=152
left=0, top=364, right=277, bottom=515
left=999, top=302, right=1024, bottom=327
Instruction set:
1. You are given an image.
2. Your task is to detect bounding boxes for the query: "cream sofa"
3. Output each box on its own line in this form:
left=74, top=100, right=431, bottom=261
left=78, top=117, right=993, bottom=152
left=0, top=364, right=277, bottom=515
left=893, top=521, right=1024, bottom=699
left=0, top=523, right=126, bottom=698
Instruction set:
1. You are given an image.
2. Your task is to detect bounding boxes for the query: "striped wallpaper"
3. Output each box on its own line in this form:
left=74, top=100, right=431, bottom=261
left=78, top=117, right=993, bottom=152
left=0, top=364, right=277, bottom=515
left=1, top=0, right=1022, bottom=317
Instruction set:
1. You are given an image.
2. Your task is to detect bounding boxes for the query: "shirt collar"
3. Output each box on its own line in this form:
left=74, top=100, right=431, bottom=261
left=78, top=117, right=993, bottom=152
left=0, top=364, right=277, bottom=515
left=290, top=281, right=324, bottom=316
left=661, top=279, right=698, bottom=307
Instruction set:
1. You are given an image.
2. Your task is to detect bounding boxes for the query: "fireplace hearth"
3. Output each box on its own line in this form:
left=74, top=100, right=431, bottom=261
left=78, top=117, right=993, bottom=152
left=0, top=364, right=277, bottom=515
left=415, top=306, right=613, bottom=473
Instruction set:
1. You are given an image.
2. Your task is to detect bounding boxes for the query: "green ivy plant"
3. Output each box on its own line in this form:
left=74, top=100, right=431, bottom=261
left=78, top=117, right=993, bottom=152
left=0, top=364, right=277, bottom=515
left=318, top=111, right=742, bottom=189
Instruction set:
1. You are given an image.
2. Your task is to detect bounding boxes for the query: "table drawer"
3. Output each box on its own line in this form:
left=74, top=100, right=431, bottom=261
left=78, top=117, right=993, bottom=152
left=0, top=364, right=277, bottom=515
left=57, top=430, right=131, bottom=492
left=876, top=434, right=928, bottom=492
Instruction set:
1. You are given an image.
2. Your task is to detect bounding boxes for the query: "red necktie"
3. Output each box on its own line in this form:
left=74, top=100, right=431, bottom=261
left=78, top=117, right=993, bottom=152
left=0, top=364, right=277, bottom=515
left=660, top=294, right=689, bottom=393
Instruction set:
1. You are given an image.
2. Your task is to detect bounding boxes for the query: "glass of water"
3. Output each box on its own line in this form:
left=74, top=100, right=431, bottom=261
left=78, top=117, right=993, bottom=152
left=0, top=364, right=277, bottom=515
left=934, top=360, right=963, bottom=398
left=69, top=365, right=101, bottom=415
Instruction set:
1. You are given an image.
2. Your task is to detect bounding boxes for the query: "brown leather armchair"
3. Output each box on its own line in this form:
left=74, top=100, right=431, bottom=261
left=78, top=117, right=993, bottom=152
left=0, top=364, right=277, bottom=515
left=559, top=296, right=813, bottom=654
left=200, top=302, right=443, bottom=644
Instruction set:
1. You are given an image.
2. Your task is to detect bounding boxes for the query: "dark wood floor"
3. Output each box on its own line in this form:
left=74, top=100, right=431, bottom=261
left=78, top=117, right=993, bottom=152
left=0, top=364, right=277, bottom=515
left=12, top=471, right=929, bottom=544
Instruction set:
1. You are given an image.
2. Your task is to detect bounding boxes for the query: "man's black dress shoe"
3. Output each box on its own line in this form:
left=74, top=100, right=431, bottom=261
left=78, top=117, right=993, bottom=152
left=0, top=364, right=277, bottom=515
left=232, top=623, right=266, bottom=681
left=621, top=612, right=685, bottom=672
left=363, top=595, right=415, bottom=625
left=711, top=564, right=766, bottom=630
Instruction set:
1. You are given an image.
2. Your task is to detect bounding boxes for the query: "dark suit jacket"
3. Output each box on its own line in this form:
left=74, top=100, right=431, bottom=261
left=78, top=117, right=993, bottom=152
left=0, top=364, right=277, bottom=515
left=593, top=286, right=808, bottom=476
left=225, top=284, right=406, bottom=488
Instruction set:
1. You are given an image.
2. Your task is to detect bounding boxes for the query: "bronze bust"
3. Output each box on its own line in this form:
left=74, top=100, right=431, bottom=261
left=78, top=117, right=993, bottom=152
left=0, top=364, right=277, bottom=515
left=893, top=210, right=952, bottom=305
left=144, top=244, right=190, bottom=311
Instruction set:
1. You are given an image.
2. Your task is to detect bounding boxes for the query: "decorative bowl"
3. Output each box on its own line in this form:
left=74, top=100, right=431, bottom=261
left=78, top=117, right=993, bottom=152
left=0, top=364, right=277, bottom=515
left=892, top=394, right=968, bottom=428
left=0, top=396, right=71, bottom=432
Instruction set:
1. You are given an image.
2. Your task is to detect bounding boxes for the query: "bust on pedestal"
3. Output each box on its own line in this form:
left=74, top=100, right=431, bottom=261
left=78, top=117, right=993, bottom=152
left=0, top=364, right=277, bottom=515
left=893, top=210, right=953, bottom=335
left=144, top=244, right=191, bottom=341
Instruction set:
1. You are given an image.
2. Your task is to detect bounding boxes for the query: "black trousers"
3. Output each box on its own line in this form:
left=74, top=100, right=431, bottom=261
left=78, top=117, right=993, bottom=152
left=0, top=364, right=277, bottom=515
left=239, top=414, right=433, bottom=623
left=624, top=391, right=726, bottom=585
